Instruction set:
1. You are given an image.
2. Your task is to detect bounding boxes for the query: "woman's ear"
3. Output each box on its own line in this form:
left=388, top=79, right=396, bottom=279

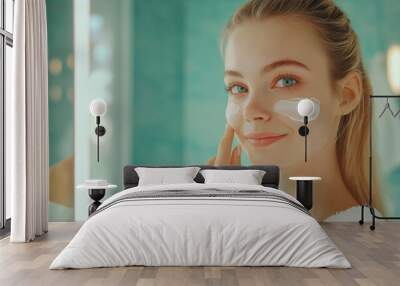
left=337, top=71, right=363, bottom=115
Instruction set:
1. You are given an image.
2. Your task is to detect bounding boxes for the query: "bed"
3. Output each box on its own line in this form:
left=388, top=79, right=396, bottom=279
left=50, top=165, right=350, bottom=269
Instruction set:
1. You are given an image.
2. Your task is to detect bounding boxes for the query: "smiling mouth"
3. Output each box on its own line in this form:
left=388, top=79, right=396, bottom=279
left=245, top=133, right=288, bottom=147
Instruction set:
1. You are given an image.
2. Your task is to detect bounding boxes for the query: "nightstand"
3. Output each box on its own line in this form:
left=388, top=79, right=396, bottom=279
left=77, top=181, right=117, bottom=216
left=289, top=177, right=321, bottom=210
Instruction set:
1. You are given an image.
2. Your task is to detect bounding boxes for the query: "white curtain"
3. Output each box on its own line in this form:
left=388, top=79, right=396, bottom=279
left=6, top=0, right=49, bottom=242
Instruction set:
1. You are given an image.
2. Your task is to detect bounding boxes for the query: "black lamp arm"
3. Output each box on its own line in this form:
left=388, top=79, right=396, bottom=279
left=304, top=116, right=308, bottom=125
left=297, top=116, right=310, bottom=162
left=94, top=116, right=106, bottom=162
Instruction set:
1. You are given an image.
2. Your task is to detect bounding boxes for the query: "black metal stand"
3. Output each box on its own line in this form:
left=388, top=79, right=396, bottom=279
left=94, top=116, right=106, bottom=163
left=359, top=95, right=400, bottom=230
left=96, top=116, right=100, bottom=162
left=88, top=188, right=105, bottom=216
left=298, top=117, right=310, bottom=162
left=296, top=180, right=313, bottom=210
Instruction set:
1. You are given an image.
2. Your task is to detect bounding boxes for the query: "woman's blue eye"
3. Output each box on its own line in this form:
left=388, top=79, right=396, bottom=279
left=275, top=77, right=298, bottom=88
left=229, top=85, right=248, bottom=95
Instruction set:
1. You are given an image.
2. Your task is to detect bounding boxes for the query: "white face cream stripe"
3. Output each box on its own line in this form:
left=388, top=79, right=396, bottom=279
left=225, top=100, right=241, bottom=128
left=273, top=97, right=320, bottom=122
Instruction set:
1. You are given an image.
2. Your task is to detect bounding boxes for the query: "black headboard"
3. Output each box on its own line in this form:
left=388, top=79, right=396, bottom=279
left=123, top=165, right=280, bottom=189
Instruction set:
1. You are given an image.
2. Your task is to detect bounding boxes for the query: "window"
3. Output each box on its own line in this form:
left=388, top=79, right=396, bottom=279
left=0, top=0, right=14, bottom=234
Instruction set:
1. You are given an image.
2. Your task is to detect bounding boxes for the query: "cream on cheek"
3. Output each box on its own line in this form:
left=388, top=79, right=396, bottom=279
left=225, top=99, right=242, bottom=130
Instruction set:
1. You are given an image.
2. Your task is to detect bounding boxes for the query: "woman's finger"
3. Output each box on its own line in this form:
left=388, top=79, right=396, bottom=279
left=215, top=125, right=235, bottom=166
left=230, top=145, right=241, bottom=166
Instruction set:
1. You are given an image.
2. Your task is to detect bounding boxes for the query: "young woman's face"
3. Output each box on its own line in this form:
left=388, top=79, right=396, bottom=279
left=224, top=16, right=342, bottom=166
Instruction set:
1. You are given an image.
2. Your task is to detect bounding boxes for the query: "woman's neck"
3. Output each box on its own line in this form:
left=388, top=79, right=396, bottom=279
left=279, top=142, right=358, bottom=221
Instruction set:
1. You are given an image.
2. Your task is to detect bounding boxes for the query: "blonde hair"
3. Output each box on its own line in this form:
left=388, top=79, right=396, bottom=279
left=222, top=0, right=372, bottom=204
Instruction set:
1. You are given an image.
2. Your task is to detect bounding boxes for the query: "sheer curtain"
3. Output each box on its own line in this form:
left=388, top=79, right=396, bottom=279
left=6, top=0, right=49, bottom=242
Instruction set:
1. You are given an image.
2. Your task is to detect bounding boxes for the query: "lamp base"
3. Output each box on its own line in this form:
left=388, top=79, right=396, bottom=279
left=298, top=126, right=309, bottom=137
left=95, top=126, right=106, bottom=136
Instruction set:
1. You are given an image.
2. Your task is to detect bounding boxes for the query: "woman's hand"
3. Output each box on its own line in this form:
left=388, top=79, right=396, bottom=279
left=208, top=125, right=241, bottom=166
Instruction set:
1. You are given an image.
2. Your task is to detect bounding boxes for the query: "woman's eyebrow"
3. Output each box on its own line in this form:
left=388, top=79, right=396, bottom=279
left=224, top=60, right=309, bottom=77
left=224, top=70, right=243, bottom=77
left=262, top=59, right=310, bottom=73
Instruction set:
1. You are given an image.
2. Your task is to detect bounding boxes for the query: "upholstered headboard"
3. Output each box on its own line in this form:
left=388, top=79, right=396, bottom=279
left=123, top=165, right=280, bottom=189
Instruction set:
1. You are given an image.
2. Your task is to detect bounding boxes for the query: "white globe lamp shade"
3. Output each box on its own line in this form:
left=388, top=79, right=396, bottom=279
left=297, top=99, right=315, bottom=117
left=89, top=99, right=107, bottom=117
left=387, top=45, right=400, bottom=94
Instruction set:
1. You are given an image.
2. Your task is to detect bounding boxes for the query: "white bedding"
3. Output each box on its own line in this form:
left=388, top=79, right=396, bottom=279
left=50, top=183, right=350, bottom=269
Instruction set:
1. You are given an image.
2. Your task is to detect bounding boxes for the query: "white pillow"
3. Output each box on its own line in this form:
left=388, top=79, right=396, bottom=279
left=135, top=167, right=200, bottom=186
left=200, top=169, right=266, bottom=185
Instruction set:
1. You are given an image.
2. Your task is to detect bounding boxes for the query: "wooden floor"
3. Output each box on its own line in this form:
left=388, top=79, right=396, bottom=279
left=0, top=222, right=399, bottom=286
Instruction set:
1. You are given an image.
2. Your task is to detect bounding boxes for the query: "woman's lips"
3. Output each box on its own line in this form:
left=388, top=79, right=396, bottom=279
left=245, top=132, right=287, bottom=147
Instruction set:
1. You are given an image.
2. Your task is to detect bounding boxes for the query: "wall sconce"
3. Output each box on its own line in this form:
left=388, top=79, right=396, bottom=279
left=387, top=45, right=400, bottom=94
left=297, top=98, right=316, bottom=162
left=89, top=98, right=107, bottom=162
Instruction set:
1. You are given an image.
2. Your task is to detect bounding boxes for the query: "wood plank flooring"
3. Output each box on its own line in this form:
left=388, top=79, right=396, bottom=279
left=0, top=222, right=399, bottom=286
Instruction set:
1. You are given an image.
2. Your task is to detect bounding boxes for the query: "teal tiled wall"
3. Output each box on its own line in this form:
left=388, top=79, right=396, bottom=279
left=47, top=0, right=74, bottom=166
left=133, top=0, right=185, bottom=165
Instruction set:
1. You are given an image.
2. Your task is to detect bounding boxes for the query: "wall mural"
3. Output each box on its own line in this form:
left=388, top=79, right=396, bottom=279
left=48, top=0, right=400, bottom=222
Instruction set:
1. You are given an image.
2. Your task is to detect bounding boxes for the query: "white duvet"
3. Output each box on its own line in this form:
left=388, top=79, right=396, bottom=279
left=50, top=183, right=350, bottom=269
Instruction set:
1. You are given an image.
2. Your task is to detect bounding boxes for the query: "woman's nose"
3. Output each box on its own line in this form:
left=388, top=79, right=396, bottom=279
left=243, top=93, right=272, bottom=122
